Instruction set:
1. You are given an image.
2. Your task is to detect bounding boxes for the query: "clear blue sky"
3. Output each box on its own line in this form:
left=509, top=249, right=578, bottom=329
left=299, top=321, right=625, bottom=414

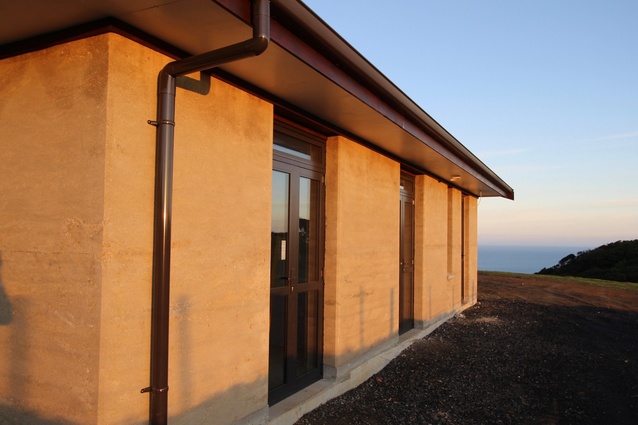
left=303, top=0, right=638, bottom=248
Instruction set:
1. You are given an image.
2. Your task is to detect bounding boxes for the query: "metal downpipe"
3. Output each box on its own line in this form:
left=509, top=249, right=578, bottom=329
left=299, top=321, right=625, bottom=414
left=146, top=1, right=270, bottom=424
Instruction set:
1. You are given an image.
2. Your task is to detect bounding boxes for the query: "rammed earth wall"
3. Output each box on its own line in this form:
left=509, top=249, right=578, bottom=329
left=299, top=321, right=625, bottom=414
left=0, top=31, right=478, bottom=425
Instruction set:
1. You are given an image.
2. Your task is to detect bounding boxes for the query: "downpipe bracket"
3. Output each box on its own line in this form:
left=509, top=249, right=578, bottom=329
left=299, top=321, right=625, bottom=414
left=148, top=120, right=175, bottom=127
left=141, top=386, right=169, bottom=394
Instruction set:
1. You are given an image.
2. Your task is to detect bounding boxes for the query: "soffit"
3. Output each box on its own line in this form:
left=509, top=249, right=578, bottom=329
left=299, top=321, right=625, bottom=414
left=0, top=0, right=513, bottom=199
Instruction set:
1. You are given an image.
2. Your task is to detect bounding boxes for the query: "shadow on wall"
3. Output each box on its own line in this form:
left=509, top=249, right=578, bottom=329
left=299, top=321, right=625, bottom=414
left=0, top=408, right=73, bottom=425
left=0, top=254, right=11, bottom=325
left=167, top=376, right=268, bottom=425
left=168, top=293, right=268, bottom=424
left=0, top=254, right=72, bottom=424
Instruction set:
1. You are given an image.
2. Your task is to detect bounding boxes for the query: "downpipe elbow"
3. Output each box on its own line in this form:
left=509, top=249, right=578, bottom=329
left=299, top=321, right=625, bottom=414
left=247, top=34, right=270, bottom=57
left=251, top=0, right=271, bottom=56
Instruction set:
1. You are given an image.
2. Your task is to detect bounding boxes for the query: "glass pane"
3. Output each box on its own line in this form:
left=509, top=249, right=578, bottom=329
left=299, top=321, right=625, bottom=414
left=402, top=200, right=414, bottom=261
left=269, top=294, right=287, bottom=390
left=274, top=131, right=322, bottom=163
left=400, top=176, right=414, bottom=194
left=296, top=290, right=319, bottom=377
left=400, top=197, right=415, bottom=334
left=273, top=144, right=312, bottom=160
left=298, top=177, right=319, bottom=284
left=271, top=171, right=289, bottom=288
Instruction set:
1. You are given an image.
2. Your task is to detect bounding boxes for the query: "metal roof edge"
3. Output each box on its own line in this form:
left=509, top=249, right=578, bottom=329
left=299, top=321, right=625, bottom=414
left=271, top=0, right=513, bottom=199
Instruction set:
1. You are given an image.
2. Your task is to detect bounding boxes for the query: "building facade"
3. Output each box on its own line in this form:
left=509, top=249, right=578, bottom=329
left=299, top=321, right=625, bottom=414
left=0, top=1, right=512, bottom=424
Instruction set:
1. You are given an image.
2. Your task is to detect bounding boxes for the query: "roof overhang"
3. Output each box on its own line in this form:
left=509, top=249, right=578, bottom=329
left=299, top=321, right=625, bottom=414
left=0, top=0, right=513, bottom=199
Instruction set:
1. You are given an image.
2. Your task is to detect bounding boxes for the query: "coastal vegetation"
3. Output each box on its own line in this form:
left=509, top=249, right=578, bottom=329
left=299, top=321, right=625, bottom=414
left=536, top=239, right=638, bottom=283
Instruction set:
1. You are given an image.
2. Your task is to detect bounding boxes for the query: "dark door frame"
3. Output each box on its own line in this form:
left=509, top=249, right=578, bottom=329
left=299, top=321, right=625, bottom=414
left=399, top=172, right=415, bottom=335
left=461, top=193, right=467, bottom=303
left=269, top=123, right=325, bottom=405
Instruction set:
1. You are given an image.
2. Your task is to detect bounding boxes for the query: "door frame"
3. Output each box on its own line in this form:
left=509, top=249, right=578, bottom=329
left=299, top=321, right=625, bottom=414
left=268, top=122, right=325, bottom=405
left=461, top=193, right=468, bottom=303
left=399, top=172, right=415, bottom=335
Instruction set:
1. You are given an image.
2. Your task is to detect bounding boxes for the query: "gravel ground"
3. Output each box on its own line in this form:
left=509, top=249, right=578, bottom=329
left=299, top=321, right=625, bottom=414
left=296, top=273, right=638, bottom=425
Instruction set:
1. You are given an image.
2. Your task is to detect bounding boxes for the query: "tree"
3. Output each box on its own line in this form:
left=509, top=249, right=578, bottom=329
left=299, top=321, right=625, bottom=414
left=536, top=240, right=638, bottom=283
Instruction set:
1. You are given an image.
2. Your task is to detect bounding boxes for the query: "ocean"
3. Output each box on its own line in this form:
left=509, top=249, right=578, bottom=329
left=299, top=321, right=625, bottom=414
left=478, top=245, right=592, bottom=274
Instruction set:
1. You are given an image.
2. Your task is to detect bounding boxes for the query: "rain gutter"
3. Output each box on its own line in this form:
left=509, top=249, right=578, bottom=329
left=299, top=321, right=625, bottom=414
left=141, top=1, right=270, bottom=424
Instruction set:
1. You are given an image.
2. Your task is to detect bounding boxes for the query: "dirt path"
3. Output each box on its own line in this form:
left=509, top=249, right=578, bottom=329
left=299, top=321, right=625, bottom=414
left=296, top=272, right=638, bottom=424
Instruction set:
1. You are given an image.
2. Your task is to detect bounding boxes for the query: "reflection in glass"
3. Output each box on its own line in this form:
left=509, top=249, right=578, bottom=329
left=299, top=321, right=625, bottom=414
left=274, top=131, right=322, bottom=163
left=271, top=171, right=289, bottom=288
left=298, top=178, right=319, bottom=284
left=273, top=144, right=312, bottom=160
left=399, top=195, right=415, bottom=334
left=400, top=176, right=414, bottom=194
left=403, top=200, right=413, bottom=265
left=296, top=290, right=318, bottom=377
left=269, top=294, right=287, bottom=390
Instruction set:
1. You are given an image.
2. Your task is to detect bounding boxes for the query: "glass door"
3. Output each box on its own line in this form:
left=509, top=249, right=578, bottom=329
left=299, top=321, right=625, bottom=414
left=269, top=128, right=324, bottom=405
left=461, top=194, right=467, bottom=303
left=399, top=173, right=415, bottom=335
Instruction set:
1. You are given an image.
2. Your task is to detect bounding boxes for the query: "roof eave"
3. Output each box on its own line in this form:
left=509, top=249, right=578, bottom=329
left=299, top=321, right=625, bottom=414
left=216, top=0, right=513, bottom=199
